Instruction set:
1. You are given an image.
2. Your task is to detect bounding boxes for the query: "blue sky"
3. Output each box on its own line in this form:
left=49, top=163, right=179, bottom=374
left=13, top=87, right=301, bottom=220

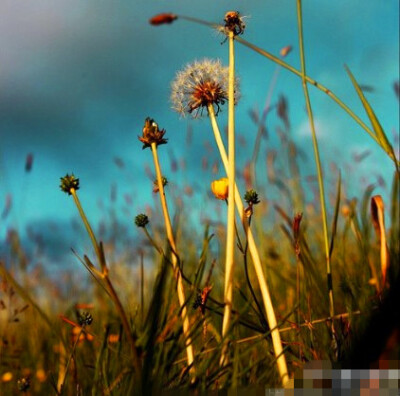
left=0, top=0, right=398, bottom=271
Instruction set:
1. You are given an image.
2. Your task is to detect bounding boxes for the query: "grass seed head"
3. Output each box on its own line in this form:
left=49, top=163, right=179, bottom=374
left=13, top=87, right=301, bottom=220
left=171, top=59, right=239, bottom=118
left=60, top=173, right=79, bottom=195
left=135, top=213, right=149, bottom=228
left=149, top=13, right=177, bottom=26
left=244, top=189, right=260, bottom=206
left=138, top=117, right=168, bottom=149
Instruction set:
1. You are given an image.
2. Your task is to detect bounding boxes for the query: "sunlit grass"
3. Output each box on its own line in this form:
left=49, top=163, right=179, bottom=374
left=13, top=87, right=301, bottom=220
left=0, top=6, right=399, bottom=396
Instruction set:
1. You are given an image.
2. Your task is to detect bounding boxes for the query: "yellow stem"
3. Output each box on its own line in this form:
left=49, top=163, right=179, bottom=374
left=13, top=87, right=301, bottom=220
left=150, top=142, right=195, bottom=372
left=207, top=105, right=289, bottom=386
left=220, top=31, right=236, bottom=367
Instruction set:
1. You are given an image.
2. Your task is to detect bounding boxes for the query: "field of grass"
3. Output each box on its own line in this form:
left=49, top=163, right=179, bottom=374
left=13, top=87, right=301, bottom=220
left=0, top=5, right=399, bottom=396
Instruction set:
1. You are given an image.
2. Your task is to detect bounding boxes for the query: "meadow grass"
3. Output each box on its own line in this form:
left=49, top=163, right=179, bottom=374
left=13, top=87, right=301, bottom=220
left=0, top=6, right=399, bottom=395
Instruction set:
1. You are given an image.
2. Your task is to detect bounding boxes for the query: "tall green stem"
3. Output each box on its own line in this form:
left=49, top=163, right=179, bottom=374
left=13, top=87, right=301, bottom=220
left=296, top=1, right=335, bottom=324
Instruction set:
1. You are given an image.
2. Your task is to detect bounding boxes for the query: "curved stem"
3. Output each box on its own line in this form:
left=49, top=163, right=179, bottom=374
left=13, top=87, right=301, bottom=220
left=71, top=189, right=104, bottom=272
left=70, top=189, right=142, bottom=381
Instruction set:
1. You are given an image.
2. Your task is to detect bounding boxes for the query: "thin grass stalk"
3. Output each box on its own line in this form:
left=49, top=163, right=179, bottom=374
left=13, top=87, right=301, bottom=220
left=69, top=189, right=142, bottom=380
left=220, top=31, right=236, bottom=367
left=207, top=104, right=289, bottom=386
left=71, top=189, right=104, bottom=272
left=250, top=64, right=280, bottom=188
left=295, top=0, right=335, bottom=334
left=172, top=310, right=362, bottom=366
left=150, top=142, right=195, bottom=372
left=58, top=328, right=83, bottom=395
left=140, top=251, right=144, bottom=324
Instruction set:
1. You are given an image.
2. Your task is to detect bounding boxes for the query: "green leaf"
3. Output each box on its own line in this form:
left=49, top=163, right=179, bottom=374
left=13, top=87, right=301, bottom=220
left=345, top=65, right=398, bottom=165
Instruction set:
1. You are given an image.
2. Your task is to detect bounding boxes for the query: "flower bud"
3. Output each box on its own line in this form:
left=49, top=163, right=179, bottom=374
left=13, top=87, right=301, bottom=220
left=135, top=214, right=149, bottom=228
left=60, top=174, right=79, bottom=195
left=211, top=178, right=229, bottom=200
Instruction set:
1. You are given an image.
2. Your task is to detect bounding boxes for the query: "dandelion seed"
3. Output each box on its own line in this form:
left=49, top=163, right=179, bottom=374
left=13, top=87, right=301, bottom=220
left=171, top=59, right=239, bottom=118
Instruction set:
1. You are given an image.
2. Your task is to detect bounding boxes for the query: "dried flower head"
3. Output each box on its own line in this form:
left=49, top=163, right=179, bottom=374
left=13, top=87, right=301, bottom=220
left=149, top=13, right=177, bottom=26
left=171, top=59, right=239, bottom=118
left=192, top=285, right=212, bottom=315
left=138, top=117, right=168, bottom=149
left=211, top=177, right=229, bottom=200
left=224, top=11, right=246, bottom=36
left=244, top=189, right=260, bottom=206
left=135, top=213, right=149, bottom=228
left=60, top=173, right=79, bottom=195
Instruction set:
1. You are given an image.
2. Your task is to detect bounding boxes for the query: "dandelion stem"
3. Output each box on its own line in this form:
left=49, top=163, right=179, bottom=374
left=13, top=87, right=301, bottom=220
left=220, top=30, right=236, bottom=367
left=150, top=142, right=195, bottom=373
left=207, top=104, right=289, bottom=386
left=296, top=0, right=335, bottom=327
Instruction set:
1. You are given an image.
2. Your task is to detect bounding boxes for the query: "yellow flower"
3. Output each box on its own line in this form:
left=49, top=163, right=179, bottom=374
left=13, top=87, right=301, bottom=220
left=1, top=372, right=13, bottom=382
left=211, top=178, right=229, bottom=200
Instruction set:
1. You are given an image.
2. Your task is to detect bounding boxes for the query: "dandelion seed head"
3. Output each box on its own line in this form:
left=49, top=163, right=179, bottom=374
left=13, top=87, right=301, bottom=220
left=171, top=59, right=239, bottom=118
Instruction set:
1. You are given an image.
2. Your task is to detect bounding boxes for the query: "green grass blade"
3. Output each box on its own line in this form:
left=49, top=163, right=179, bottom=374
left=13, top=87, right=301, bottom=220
left=345, top=65, right=398, bottom=166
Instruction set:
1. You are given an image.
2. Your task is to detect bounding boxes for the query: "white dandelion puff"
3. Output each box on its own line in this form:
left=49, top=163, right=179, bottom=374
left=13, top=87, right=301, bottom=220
left=170, top=59, right=240, bottom=118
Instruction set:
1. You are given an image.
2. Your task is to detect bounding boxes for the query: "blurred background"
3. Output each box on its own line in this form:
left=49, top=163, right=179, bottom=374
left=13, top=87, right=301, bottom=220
left=0, top=0, right=398, bottom=274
